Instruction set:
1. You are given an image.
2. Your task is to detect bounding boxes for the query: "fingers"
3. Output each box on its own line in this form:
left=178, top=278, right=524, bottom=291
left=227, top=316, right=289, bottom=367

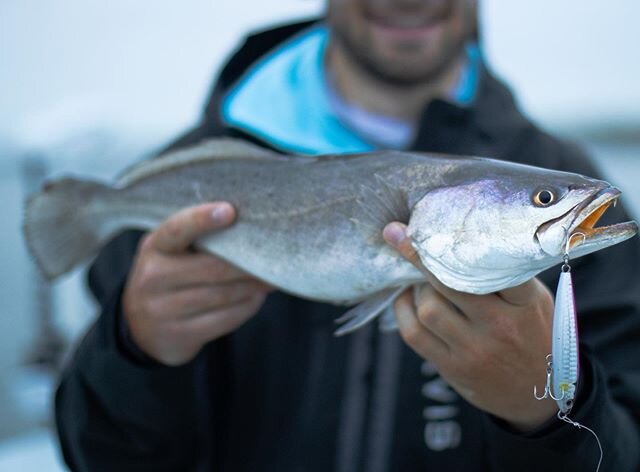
left=424, top=276, right=489, bottom=320
left=182, top=294, right=267, bottom=343
left=394, top=289, right=449, bottom=361
left=121, top=201, right=268, bottom=366
left=123, top=274, right=269, bottom=365
left=146, top=280, right=272, bottom=319
left=497, top=278, right=540, bottom=306
left=141, top=252, right=252, bottom=291
left=146, top=202, right=235, bottom=254
left=413, top=284, right=470, bottom=344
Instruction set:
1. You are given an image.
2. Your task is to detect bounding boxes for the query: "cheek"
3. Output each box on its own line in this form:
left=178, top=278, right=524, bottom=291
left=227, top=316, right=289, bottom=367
left=326, top=0, right=364, bottom=28
left=327, top=0, right=370, bottom=47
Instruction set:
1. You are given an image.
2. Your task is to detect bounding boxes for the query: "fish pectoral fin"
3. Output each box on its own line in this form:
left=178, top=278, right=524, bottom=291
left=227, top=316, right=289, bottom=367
left=378, top=305, right=399, bottom=332
left=334, top=285, right=407, bottom=336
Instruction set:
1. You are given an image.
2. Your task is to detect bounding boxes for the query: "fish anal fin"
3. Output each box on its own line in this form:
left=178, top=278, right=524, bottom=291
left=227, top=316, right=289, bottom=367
left=378, top=305, right=399, bottom=332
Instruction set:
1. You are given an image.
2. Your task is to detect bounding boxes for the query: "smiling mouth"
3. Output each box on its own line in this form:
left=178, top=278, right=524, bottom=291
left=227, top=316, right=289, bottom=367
left=565, top=187, right=636, bottom=251
left=365, top=10, right=446, bottom=30
left=368, top=17, right=438, bottom=29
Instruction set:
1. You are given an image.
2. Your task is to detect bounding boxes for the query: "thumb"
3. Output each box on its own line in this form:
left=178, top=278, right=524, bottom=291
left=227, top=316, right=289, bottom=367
left=148, top=202, right=236, bottom=254
left=383, top=222, right=426, bottom=274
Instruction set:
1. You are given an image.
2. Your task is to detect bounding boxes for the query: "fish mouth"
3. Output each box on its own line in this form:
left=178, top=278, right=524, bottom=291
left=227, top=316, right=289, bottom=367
left=537, top=187, right=638, bottom=257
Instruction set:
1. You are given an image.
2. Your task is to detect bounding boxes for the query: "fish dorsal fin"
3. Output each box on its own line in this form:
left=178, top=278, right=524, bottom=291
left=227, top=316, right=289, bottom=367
left=117, top=138, right=286, bottom=186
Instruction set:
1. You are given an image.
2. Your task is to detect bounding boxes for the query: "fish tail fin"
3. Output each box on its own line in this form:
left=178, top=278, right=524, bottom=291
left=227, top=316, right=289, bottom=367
left=23, top=177, right=116, bottom=280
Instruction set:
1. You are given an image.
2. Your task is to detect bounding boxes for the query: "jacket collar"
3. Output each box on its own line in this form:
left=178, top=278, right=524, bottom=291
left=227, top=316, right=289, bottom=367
left=206, top=19, right=531, bottom=159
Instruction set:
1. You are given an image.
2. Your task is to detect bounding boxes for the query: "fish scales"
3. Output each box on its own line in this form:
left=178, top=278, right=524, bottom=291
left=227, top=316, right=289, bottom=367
left=114, top=151, right=448, bottom=303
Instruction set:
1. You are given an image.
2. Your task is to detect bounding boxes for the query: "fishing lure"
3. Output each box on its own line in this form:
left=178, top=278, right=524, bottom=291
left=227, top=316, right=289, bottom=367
left=534, top=235, right=603, bottom=471
left=551, top=253, right=579, bottom=413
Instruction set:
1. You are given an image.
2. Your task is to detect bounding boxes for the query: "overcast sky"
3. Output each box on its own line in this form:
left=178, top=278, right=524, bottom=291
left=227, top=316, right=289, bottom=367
left=2, top=0, right=638, bottom=148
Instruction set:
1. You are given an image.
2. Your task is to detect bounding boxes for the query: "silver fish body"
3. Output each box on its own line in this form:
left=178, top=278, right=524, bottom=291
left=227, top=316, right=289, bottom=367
left=23, top=139, right=638, bottom=329
left=137, top=150, right=429, bottom=303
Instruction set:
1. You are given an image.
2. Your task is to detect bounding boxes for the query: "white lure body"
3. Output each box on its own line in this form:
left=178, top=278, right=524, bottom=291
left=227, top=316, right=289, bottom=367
left=552, top=270, right=580, bottom=414
left=534, top=262, right=603, bottom=472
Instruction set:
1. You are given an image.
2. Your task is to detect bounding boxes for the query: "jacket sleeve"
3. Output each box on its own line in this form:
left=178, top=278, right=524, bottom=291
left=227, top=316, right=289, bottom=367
left=54, top=231, right=211, bottom=471
left=54, top=122, right=227, bottom=471
left=482, top=138, right=640, bottom=471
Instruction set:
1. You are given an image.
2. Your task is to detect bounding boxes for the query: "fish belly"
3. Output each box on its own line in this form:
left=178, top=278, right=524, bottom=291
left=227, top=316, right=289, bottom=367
left=198, top=218, right=421, bottom=304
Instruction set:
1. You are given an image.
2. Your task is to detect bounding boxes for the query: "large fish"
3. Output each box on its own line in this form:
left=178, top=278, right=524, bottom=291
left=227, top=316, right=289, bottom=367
left=23, top=139, right=637, bottom=334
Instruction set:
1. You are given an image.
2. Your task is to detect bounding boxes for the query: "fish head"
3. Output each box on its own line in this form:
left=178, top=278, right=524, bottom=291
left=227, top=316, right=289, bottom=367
left=406, top=160, right=638, bottom=294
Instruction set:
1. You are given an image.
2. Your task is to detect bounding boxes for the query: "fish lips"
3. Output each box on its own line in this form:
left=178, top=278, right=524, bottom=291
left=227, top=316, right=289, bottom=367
left=536, top=186, right=638, bottom=258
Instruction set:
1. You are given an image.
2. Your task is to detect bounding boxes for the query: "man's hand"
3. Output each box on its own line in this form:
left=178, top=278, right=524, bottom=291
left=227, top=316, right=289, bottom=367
left=122, top=202, right=272, bottom=366
left=383, top=222, right=558, bottom=431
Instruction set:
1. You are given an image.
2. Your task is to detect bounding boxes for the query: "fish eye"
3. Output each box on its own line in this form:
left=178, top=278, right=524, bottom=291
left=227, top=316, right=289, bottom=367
left=533, top=188, right=556, bottom=207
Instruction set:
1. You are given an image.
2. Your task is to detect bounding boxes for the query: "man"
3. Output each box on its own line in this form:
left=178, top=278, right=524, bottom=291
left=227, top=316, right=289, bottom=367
left=55, top=1, right=640, bottom=471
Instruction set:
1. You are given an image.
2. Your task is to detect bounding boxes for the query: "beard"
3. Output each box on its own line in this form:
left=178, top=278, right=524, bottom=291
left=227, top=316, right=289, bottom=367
left=330, top=24, right=467, bottom=88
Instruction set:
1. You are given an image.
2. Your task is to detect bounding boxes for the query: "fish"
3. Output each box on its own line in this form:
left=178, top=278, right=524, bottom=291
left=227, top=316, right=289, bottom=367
left=23, top=138, right=638, bottom=334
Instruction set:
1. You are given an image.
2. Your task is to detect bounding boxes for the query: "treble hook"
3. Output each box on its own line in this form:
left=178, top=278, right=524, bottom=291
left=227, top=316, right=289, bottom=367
left=533, top=354, right=565, bottom=401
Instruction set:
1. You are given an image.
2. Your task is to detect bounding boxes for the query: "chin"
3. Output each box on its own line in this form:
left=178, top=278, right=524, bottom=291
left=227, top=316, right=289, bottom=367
left=365, top=51, right=458, bottom=86
left=330, top=16, right=464, bottom=87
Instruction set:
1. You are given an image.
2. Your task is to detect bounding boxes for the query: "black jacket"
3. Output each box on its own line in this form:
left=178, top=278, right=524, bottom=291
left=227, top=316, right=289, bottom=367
left=55, top=20, right=640, bottom=471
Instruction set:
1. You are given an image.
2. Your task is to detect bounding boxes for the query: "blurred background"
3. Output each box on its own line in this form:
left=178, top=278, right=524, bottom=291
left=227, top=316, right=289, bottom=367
left=1, top=0, right=638, bottom=469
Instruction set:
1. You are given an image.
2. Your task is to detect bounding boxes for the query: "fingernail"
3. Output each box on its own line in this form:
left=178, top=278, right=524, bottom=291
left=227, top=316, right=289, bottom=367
left=211, top=204, right=231, bottom=223
left=383, top=223, right=406, bottom=246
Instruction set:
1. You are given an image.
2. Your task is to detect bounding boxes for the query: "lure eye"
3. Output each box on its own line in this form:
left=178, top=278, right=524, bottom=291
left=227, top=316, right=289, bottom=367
left=533, top=188, right=556, bottom=207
